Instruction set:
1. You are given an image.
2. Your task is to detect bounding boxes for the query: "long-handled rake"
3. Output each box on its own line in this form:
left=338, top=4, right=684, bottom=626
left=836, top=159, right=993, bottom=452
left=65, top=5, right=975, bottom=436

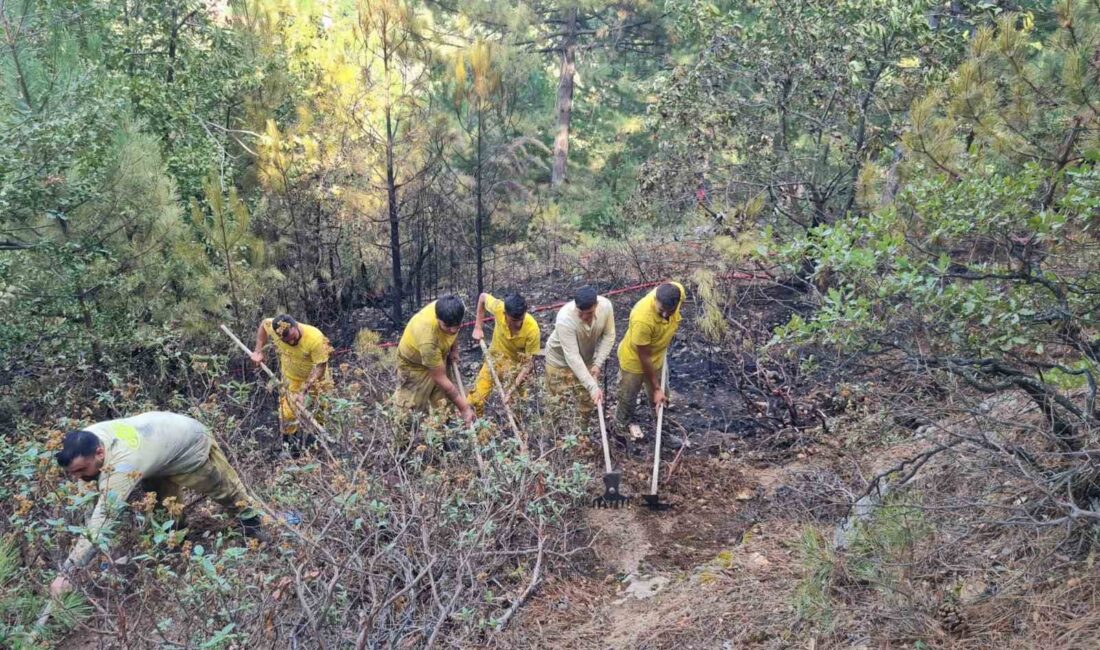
left=643, top=361, right=673, bottom=510
left=592, top=401, right=630, bottom=508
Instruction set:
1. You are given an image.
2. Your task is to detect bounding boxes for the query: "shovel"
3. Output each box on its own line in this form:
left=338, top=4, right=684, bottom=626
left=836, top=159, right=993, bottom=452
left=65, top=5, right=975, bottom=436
left=643, top=361, right=672, bottom=510
left=591, top=401, right=629, bottom=508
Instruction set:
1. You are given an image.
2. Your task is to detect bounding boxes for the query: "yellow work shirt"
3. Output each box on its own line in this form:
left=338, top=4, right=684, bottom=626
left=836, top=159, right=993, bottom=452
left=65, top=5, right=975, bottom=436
left=617, top=282, right=686, bottom=375
left=397, top=301, right=457, bottom=370
left=485, top=294, right=540, bottom=363
left=263, top=319, right=331, bottom=382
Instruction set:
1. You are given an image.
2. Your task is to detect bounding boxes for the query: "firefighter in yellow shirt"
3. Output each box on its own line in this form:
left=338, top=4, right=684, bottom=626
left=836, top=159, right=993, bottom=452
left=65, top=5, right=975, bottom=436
left=250, top=314, right=333, bottom=447
left=469, top=292, right=540, bottom=414
left=393, top=295, right=475, bottom=425
left=615, top=282, right=686, bottom=430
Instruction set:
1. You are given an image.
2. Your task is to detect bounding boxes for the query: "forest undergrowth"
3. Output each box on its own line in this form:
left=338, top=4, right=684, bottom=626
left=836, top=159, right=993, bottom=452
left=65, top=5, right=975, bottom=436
left=3, top=242, right=1098, bottom=649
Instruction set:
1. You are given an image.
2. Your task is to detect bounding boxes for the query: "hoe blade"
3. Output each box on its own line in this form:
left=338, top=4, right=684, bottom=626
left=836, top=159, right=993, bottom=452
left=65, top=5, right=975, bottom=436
left=642, top=494, right=672, bottom=511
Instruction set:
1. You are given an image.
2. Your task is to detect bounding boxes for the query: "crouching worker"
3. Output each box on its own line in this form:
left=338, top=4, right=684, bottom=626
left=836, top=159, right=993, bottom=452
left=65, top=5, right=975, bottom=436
left=49, top=411, right=267, bottom=598
left=393, top=295, right=476, bottom=426
left=469, top=292, right=540, bottom=415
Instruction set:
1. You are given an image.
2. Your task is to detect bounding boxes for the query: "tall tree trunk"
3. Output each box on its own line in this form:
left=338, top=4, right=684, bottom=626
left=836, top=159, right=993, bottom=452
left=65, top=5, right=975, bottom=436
left=167, top=4, right=178, bottom=84
left=475, top=101, right=485, bottom=295
left=76, top=286, right=104, bottom=369
left=551, top=9, right=578, bottom=187
left=415, top=221, right=423, bottom=305
left=386, top=105, right=403, bottom=323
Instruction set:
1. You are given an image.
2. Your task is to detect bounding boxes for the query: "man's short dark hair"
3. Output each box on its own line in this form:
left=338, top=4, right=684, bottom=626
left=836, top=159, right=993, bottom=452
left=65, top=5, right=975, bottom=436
left=435, top=295, right=465, bottom=327
left=656, top=283, right=682, bottom=310
left=55, top=430, right=102, bottom=467
left=273, top=314, right=298, bottom=333
left=575, top=286, right=598, bottom=310
left=503, top=293, right=528, bottom=319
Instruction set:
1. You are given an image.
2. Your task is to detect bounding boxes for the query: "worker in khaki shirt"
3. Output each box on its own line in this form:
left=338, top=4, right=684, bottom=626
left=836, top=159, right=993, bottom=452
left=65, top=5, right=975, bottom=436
left=543, top=286, right=616, bottom=424
left=49, top=412, right=265, bottom=598
left=250, top=314, right=333, bottom=446
left=470, top=292, right=541, bottom=415
left=615, top=282, right=685, bottom=429
left=393, top=295, right=475, bottom=425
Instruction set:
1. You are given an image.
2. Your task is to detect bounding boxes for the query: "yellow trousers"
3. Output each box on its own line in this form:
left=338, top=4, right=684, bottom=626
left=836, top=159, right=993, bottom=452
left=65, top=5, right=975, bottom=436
left=279, top=376, right=332, bottom=436
left=392, top=359, right=451, bottom=413
left=468, top=356, right=527, bottom=415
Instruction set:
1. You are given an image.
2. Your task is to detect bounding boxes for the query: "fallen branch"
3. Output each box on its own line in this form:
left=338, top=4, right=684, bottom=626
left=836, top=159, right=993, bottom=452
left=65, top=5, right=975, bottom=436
left=835, top=439, right=963, bottom=550
left=495, top=516, right=546, bottom=631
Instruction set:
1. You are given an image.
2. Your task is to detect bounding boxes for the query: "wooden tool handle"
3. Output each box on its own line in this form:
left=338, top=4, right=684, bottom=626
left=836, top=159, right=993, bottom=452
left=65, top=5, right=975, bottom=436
left=220, top=324, right=336, bottom=464
left=649, top=360, right=670, bottom=496
left=478, top=340, right=529, bottom=456
left=597, top=401, right=613, bottom=474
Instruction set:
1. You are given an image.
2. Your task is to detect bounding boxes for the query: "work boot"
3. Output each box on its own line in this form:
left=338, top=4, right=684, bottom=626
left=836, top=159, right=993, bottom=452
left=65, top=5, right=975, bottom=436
left=239, top=516, right=271, bottom=544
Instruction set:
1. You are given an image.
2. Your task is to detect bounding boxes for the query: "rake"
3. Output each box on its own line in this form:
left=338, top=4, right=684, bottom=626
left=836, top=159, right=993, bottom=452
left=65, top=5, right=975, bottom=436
left=220, top=324, right=337, bottom=465
left=592, top=401, right=630, bottom=508
left=643, top=361, right=673, bottom=510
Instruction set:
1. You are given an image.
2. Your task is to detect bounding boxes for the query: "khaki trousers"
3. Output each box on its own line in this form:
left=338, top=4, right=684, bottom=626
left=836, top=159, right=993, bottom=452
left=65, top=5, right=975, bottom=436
left=544, top=363, right=597, bottom=429
left=143, top=437, right=259, bottom=521
left=615, top=370, right=657, bottom=428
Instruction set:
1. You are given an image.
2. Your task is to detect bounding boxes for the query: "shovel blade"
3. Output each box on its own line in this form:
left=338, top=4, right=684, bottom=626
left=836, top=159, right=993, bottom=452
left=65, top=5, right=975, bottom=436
left=603, top=471, right=623, bottom=497
left=642, top=494, right=672, bottom=511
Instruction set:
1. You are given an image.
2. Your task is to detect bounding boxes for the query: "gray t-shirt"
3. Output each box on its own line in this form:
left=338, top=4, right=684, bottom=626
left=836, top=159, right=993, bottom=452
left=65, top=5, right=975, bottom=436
left=64, top=412, right=212, bottom=569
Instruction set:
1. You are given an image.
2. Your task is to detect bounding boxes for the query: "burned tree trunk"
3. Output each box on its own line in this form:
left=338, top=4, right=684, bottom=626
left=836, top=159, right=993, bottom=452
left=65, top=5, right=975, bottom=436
left=551, top=9, right=578, bottom=187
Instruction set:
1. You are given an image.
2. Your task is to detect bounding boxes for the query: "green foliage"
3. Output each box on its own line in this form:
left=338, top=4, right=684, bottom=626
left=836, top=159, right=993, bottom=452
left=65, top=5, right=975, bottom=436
left=0, top=442, right=90, bottom=647
left=643, top=0, right=972, bottom=237
left=793, top=527, right=837, bottom=632
left=794, top=496, right=932, bottom=635
left=187, top=171, right=276, bottom=326
left=0, top=2, right=288, bottom=417
left=773, top=6, right=1098, bottom=403
left=845, top=495, right=932, bottom=588
left=693, top=268, right=730, bottom=343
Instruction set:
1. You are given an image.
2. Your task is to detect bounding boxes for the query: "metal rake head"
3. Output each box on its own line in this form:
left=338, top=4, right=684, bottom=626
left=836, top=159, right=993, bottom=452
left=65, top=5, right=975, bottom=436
left=591, top=472, right=632, bottom=509
left=592, top=493, right=632, bottom=509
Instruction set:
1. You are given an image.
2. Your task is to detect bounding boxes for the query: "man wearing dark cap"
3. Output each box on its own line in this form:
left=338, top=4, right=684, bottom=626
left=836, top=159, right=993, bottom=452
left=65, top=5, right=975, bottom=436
left=543, top=286, right=616, bottom=425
